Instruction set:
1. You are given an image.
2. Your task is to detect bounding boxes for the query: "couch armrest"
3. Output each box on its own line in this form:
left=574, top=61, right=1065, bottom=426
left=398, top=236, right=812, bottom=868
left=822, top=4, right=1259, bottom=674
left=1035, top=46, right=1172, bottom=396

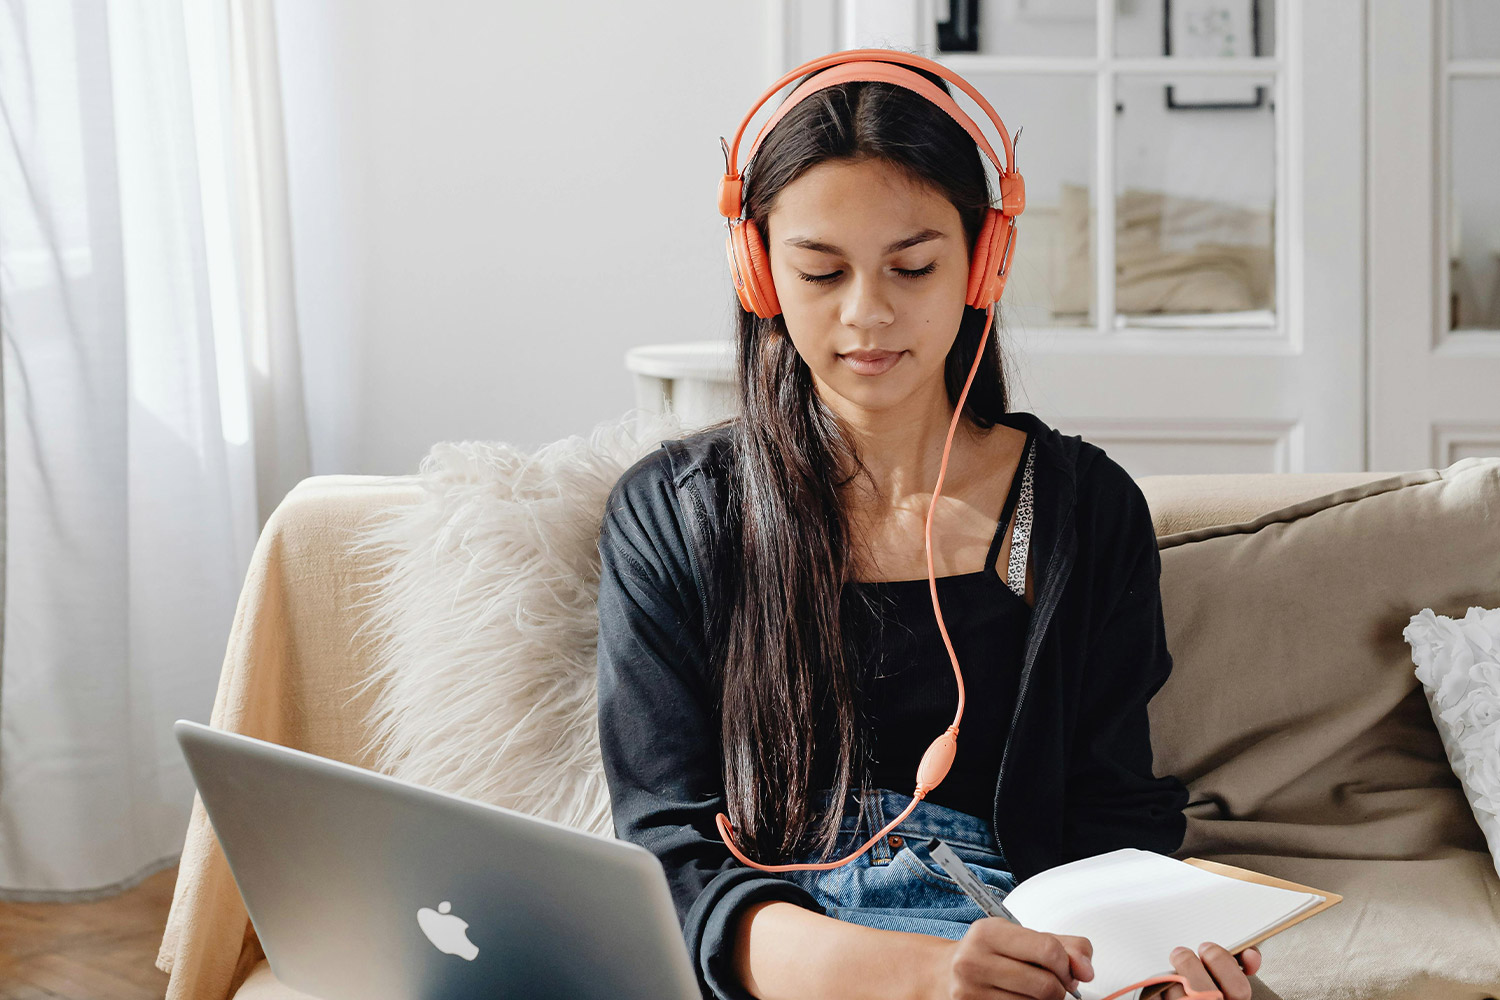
left=156, top=473, right=424, bottom=1000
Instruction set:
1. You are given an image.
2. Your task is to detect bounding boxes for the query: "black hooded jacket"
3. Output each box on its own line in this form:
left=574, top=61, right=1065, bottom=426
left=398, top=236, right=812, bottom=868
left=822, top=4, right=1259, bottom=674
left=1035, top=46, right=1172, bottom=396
left=594, top=409, right=1190, bottom=1000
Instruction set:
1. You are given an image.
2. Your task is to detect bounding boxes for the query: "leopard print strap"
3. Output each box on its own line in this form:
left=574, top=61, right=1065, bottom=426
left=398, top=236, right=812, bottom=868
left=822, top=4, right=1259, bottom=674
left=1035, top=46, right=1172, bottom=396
left=1005, top=436, right=1035, bottom=601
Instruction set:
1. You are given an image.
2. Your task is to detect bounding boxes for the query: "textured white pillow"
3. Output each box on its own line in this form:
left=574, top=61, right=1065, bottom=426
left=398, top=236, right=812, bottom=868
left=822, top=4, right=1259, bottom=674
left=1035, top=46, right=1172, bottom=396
left=346, top=407, right=688, bottom=837
left=1403, top=605, right=1500, bottom=878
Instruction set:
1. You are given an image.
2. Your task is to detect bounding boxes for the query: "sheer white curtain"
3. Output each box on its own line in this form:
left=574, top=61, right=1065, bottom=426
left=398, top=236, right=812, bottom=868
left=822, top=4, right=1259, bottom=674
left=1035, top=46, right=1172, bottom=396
left=0, top=0, right=309, bottom=899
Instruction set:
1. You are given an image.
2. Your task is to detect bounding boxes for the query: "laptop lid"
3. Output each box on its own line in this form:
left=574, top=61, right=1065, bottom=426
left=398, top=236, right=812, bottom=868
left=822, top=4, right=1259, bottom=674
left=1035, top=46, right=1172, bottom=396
left=173, top=719, right=702, bottom=1000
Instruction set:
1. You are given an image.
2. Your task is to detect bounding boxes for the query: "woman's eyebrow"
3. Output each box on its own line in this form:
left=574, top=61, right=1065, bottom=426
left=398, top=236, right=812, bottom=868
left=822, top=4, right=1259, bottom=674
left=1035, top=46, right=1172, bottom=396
left=781, top=228, right=946, bottom=256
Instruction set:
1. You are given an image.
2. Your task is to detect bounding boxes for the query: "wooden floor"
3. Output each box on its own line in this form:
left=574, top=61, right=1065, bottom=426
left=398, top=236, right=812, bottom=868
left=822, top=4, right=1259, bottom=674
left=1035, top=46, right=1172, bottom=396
left=0, top=863, right=176, bottom=1000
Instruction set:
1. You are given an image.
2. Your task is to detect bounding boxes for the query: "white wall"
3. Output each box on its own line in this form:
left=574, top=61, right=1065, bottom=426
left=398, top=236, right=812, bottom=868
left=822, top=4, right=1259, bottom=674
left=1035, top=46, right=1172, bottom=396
left=273, top=1, right=771, bottom=474
left=271, top=1, right=1495, bottom=473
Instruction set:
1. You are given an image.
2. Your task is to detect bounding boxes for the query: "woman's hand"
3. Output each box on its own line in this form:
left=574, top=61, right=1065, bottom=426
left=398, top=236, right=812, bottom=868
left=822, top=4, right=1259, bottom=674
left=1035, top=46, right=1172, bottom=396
left=1159, top=943, right=1262, bottom=1000
left=929, top=918, right=1094, bottom=1000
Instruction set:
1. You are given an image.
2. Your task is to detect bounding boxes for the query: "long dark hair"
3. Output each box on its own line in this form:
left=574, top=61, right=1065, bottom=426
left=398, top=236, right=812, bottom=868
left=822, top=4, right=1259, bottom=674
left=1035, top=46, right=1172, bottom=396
left=705, top=57, right=1017, bottom=865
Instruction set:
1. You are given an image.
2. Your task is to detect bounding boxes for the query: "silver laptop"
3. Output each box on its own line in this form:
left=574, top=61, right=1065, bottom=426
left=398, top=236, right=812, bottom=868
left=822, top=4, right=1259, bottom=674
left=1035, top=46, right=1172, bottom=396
left=174, top=719, right=702, bottom=1000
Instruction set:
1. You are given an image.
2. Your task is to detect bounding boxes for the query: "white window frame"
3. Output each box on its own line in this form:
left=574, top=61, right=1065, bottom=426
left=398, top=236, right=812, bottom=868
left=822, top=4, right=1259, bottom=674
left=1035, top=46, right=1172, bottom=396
left=764, top=0, right=1368, bottom=474
left=1435, top=0, right=1500, bottom=340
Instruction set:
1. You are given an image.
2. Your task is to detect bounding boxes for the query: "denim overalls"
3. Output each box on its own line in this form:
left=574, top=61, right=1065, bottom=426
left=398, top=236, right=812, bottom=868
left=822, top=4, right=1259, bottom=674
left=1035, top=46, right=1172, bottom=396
left=773, top=786, right=1017, bottom=940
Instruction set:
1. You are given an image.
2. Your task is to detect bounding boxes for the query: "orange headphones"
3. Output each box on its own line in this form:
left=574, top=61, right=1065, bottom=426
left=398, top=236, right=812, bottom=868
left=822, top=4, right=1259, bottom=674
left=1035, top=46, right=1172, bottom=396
left=712, top=47, right=1026, bottom=872
left=716, top=48, right=1026, bottom=319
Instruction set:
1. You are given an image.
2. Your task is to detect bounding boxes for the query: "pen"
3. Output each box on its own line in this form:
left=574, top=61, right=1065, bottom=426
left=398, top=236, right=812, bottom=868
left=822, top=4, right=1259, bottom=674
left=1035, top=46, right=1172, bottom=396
left=920, top=837, right=1084, bottom=1000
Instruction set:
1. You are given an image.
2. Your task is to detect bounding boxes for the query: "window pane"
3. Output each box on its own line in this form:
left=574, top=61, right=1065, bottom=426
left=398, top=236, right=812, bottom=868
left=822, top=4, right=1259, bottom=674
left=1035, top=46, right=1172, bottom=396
left=963, top=73, right=1096, bottom=328
left=1113, top=74, right=1276, bottom=327
left=1450, top=0, right=1500, bottom=59
left=1116, top=0, right=1276, bottom=60
left=1449, top=77, right=1500, bottom=331
left=945, top=0, right=1094, bottom=58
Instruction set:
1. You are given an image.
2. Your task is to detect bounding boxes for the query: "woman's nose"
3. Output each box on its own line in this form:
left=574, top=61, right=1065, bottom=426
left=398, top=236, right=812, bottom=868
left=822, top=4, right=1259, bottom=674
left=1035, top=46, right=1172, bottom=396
left=839, top=271, right=896, bottom=329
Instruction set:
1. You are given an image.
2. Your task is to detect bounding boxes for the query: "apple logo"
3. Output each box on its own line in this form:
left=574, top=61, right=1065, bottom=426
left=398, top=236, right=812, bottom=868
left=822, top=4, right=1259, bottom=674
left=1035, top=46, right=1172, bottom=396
left=416, top=900, right=479, bottom=961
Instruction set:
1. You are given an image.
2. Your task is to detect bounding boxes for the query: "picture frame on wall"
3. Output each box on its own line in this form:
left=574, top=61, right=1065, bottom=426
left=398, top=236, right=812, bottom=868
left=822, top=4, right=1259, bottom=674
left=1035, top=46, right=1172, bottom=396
left=937, top=0, right=980, bottom=51
left=1164, top=0, right=1266, bottom=110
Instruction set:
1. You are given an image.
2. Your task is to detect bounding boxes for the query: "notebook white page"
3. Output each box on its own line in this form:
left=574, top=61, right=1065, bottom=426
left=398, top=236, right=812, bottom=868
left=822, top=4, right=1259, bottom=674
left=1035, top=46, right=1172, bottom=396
left=1000, top=848, right=1321, bottom=1000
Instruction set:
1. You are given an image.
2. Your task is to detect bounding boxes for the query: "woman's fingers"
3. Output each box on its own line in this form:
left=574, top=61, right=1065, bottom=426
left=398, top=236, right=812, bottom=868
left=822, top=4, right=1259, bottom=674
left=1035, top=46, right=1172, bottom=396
left=960, top=920, right=1090, bottom=997
left=1166, top=942, right=1253, bottom=1000
left=1158, top=943, right=1263, bottom=999
left=1161, top=947, right=1216, bottom=999
left=1202, top=941, right=1256, bottom=1000
left=1055, top=934, right=1095, bottom=985
left=1158, top=947, right=1230, bottom=1000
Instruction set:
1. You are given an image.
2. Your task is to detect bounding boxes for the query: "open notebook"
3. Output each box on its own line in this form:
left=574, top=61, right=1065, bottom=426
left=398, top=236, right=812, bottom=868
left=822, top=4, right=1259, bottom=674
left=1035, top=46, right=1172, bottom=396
left=996, top=848, right=1341, bottom=1000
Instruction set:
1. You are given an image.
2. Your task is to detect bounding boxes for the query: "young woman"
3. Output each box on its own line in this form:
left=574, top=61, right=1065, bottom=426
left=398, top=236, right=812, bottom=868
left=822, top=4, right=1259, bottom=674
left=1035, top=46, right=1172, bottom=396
left=595, top=52, right=1263, bottom=1000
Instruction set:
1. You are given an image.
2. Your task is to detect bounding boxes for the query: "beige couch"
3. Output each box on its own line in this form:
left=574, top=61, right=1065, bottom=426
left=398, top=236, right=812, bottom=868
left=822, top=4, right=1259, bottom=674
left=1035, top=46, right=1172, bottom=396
left=156, top=458, right=1500, bottom=1000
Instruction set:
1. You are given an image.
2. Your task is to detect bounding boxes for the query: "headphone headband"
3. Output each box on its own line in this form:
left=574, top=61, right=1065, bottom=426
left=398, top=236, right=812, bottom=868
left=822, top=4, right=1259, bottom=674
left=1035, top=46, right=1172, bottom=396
left=716, top=48, right=1025, bottom=221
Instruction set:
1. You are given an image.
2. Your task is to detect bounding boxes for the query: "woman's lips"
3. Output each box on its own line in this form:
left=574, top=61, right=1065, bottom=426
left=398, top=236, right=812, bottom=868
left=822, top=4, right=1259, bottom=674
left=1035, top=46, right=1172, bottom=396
left=839, top=351, right=904, bottom=376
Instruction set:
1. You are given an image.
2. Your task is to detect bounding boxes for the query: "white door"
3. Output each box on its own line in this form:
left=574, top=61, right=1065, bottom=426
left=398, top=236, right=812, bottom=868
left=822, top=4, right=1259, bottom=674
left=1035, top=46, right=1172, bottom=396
left=1368, top=1, right=1500, bottom=470
left=770, top=0, right=1368, bottom=475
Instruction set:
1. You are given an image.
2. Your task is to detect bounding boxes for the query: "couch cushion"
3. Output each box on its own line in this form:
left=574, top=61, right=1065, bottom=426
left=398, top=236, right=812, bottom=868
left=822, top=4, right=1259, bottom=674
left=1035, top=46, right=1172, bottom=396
left=1143, top=456, right=1500, bottom=999
left=1405, top=604, right=1500, bottom=881
left=1137, top=470, right=1409, bottom=537
left=350, top=409, right=686, bottom=833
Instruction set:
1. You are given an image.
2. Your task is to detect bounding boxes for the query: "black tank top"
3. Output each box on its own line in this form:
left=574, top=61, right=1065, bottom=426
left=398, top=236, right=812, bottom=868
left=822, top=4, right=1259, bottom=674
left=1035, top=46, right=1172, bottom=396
left=835, top=431, right=1036, bottom=822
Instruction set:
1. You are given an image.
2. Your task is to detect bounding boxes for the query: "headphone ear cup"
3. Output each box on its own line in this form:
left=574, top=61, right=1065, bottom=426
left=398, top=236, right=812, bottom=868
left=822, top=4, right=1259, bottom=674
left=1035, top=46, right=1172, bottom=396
left=727, top=220, right=780, bottom=318
left=967, top=207, right=1011, bottom=310
left=725, top=226, right=759, bottom=315
left=738, top=218, right=781, bottom=318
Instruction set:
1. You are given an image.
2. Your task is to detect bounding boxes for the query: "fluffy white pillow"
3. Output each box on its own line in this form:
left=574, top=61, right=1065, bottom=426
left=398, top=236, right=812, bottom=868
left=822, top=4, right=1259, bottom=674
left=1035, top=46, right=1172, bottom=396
left=1403, top=605, right=1500, bottom=878
left=346, top=407, right=688, bottom=837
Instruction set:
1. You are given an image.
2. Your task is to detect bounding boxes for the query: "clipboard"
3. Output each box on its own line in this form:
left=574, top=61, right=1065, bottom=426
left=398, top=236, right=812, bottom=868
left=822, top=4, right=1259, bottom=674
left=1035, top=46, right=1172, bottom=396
left=1136, top=858, right=1342, bottom=999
